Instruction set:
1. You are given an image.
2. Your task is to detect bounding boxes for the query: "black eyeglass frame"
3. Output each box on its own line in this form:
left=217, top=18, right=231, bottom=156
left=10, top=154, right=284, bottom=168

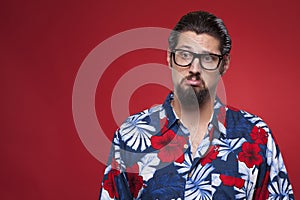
left=170, top=49, right=224, bottom=71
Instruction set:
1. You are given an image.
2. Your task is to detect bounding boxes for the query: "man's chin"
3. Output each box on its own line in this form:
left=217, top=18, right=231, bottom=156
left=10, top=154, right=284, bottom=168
left=175, top=86, right=209, bottom=108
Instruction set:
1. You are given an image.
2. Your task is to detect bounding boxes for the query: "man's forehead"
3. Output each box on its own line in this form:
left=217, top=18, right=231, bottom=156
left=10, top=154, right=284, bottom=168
left=176, top=31, right=221, bottom=53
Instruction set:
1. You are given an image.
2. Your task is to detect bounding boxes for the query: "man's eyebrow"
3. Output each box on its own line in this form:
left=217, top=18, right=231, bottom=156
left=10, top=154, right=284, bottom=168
left=176, top=45, right=192, bottom=50
left=200, top=50, right=211, bottom=54
left=175, top=46, right=213, bottom=54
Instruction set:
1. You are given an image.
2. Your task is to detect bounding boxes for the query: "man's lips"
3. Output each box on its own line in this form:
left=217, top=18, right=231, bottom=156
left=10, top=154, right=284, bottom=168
left=184, top=77, right=203, bottom=86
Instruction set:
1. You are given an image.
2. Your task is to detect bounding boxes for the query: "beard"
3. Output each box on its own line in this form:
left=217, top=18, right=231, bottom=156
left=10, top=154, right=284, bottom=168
left=174, top=75, right=210, bottom=109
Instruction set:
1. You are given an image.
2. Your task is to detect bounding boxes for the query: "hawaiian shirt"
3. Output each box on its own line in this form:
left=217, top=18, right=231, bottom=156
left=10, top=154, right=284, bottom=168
left=99, top=93, right=294, bottom=199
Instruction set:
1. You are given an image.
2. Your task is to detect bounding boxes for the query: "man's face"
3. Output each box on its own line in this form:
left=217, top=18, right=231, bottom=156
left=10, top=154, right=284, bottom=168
left=167, top=31, right=229, bottom=106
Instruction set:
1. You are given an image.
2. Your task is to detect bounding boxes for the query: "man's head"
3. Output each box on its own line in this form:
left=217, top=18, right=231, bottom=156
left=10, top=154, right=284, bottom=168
left=168, top=11, right=231, bottom=56
left=167, top=11, right=231, bottom=108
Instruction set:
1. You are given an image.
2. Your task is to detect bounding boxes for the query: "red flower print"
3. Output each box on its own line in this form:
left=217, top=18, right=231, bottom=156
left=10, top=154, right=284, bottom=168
left=151, top=130, right=187, bottom=163
left=234, top=177, right=245, bottom=189
left=220, top=174, right=245, bottom=189
left=103, top=169, right=120, bottom=198
left=253, top=170, right=270, bottom=199
left=126, top=164, right=144, bottom=198
left=159, top=117, right=168, bottom=133
left=151, top=130, right=176, bottom=150
left=217, top=106, right=226, bottom=125
left=250, top=126, right=268, bottom=145
left=238, top=142, right=263, bottom=168
left=110, top=158, right=120, bottom=170
left=200, top=146, right=219, bottom=166
left=175, top=153, right=185, bottom=163
left=127, top=173, right=143, bottom=198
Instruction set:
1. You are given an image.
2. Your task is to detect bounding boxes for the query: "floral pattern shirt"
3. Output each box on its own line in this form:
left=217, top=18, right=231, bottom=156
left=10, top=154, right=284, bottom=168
left=99, top=93, right=294, bottom=200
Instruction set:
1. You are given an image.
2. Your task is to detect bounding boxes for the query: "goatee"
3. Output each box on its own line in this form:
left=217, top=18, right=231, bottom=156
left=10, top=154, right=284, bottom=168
left=175, top=74, right=210, bottom=109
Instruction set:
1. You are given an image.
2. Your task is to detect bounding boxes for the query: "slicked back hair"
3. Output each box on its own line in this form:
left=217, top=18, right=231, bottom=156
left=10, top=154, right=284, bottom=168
left=168, top=11, right=232, bottom=55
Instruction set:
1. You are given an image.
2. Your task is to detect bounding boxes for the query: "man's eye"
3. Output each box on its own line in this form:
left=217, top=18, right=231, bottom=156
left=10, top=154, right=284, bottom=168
left=202, top=55, right=214, bottom=62
left=179, top=52, right=191, bottom=59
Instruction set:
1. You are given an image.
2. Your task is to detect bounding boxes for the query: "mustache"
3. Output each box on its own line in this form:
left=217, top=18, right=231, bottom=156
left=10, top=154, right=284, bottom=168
left=180, top=73, right=204, bottom=85
left=186, top=73, right=201, bottom=81
left=180, top=73, right=207, bottom=87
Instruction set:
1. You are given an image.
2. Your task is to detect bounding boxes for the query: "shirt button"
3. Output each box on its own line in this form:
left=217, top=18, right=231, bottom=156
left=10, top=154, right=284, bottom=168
left=184, top=144, right=189, bottom=149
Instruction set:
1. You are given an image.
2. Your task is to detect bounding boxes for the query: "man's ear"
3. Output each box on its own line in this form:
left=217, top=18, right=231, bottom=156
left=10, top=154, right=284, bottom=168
left=167, top=49, right=172, bottom=68
left=220, top=54, right=230, bottom=76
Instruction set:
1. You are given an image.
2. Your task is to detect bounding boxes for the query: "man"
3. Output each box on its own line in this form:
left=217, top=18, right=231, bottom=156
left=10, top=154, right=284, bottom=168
left=99, top=11, right=294, bottom=199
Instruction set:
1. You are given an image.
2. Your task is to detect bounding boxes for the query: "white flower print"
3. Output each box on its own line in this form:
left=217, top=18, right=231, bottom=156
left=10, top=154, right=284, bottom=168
left=137, top=153, right=160, bottom=181
left=119, top=111, right=156, bottom=151
left=185, top=164, right=215, bottom=200
left=235, top=162, right=258, bottom=200
left=268, top=173, right=293, bottom=200
left=174, top=152, right=193, bottom=176
left=213, top=138, right=246, bottom=161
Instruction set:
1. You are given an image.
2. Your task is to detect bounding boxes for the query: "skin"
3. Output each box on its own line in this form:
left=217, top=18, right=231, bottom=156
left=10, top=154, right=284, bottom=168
left=167, top=31, right=230, bottom=156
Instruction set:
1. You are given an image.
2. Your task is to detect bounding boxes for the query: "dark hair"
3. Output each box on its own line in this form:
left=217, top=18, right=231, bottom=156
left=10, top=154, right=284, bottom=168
left=168, top=11, right=232, bottom=55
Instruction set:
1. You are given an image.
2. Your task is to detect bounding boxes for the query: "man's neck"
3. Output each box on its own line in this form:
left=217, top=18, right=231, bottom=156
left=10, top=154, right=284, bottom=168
left=172, top=93, right=215, bottom=156
left=172, top=93, right=214, bottom=124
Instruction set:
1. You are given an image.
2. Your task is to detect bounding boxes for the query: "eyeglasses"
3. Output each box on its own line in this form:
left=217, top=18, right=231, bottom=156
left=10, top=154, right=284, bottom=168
left=171, top=49, right=224, bottom=70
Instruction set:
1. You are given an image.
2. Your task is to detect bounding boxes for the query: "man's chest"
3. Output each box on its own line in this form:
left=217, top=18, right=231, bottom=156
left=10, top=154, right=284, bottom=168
left=136, top=141, right=260, bottom=200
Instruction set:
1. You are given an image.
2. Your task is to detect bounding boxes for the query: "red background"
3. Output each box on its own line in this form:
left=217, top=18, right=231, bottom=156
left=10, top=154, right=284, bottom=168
left=1, top=0, right=299, bottom=199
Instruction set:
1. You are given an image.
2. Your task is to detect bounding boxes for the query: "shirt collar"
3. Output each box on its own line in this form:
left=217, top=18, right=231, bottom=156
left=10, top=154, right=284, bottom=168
left=162, top=92, right=226, bottom=138
left=162, top=92, right=178, bottom=129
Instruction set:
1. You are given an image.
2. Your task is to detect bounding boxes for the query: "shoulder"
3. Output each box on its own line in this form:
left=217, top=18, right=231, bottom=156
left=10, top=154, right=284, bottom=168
left=225, top=105, right=272, bottom=138
left=226, top=105, right=269, bottom=128
left=121, top=104, right=165, bottom=128
left=115, top=104, right=165, bottom=152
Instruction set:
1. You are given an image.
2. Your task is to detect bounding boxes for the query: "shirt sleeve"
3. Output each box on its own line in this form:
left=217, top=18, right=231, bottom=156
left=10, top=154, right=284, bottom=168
left=98, top=130, right=132, bottom=200
left=253, top=127, right=294, bottom=199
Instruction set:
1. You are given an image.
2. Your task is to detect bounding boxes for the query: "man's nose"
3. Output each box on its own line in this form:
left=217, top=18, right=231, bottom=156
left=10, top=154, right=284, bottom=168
left=189, top=58, right=202, bottom=74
